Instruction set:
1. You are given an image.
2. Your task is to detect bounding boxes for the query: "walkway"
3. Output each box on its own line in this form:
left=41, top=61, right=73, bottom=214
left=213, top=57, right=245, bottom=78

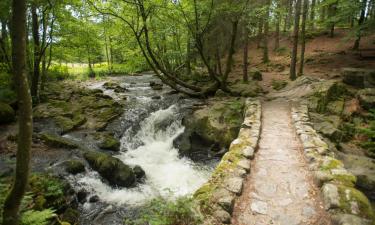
left=232, top=100, right=331, bottom=225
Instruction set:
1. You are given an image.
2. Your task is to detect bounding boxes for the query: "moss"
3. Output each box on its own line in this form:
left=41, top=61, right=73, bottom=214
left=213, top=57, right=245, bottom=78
left=193, top=183, right=217, bottom=213
left=271, top=79, right=288, bottom=90
left=320, top=158, right=344, bottom=171
left=94, top=132, right=120, bottom=151
left=65, top=160, right=85, bottom=174
left=0, top=102, right=15, bottom=124
left=337, top=185, right=375, bottom=219
left=332, top=174, right=357, bottom=187
left=314, top=82, right=348, bottom=113
left=39, top=132, right=78, bottom=149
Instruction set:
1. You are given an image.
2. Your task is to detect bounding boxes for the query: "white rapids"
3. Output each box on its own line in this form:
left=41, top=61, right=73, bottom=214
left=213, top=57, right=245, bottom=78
left=73, top=104, right=211, bottom=206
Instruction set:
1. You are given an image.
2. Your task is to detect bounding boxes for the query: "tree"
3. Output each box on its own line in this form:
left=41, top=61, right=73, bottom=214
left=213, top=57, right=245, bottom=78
left=2, top=1, right=33, bottom=225
left=262, top=0, right=271, bottom=63
left=298, top=0, right=308, bottom=76
left=352, top=0, right=367, bottom=50
left=290, top=0, right=302, bottom=80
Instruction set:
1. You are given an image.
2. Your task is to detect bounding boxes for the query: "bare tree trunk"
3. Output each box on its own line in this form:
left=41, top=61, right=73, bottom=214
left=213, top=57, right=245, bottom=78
left=290, top=0, right=302, bottom=80
left=286, top=0, right=293, bottom=31
left=2, top=0, right=32, bottom=224
left=328, top=2, right=337, bottom=37
left=309, top=0, right=316, bottom=30
left=31, top=4, right=41, bottom=100
left=353, top=0, right=367, bottom=50
left=243, top=28, right=249, bottom=82
left=257, top=18, right=264, bottom=48
left=275, top=0, right=281, bottom=50
left=298, top=0, right=309, bottom=76
left=263, top=0, right=271, bottom=63
left=186, top=33, right=191, bottom=75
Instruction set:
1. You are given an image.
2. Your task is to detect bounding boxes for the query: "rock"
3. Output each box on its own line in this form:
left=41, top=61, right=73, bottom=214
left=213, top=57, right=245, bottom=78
left=236, top=159, right=251, bottom=172
left=322, top=183, right=340, bottom=209
left=342, top=68, right=375, bottom=88
left=228, top=81, right=262, bottom=97
left=250, top=200, right=268, bottom=214
left=151, top=95, right=161, bottom=100
left=83, top=151, right=136, bottom=187
left=313, top=171, right=333, bottom=186
left=133, top=165, right=146, bottom=180
left=326, top=98, right=345, bottom=115
left=212, top=208, right=231, bottom=224
left=212, top=188, right=235, bottom=213
left=342, top=98, right=361, bottom=119
left=311, top=114, right=342, bottom=140
left=215, top=89, right=231, bottom=97
left=65, top=160, right=85, bottom=174
left=77, top=189, right=88, bottom=203
left=0, top=102, right=15, bottom=124
left=149, top=81, right=163, bottom=90
left=55, top=114, right=87, bottom=134
left=224, top=177, right=243, bottom=195
left=61, top=207, right=80, bottom=225
left=94, top=132, right=120, bottom=151
left=39, top=132, right=78, bottom=149
left=357, top=88, right=375, bottom=110
left=242, top=146, right=255, bottom=159
left=89, top=195, right=100, bottom=203
left=332, top=213, right=373, bottom=225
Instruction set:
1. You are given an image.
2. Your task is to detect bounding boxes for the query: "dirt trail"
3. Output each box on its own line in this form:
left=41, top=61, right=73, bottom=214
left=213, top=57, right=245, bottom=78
left=232, top=100, right=331, bottom=225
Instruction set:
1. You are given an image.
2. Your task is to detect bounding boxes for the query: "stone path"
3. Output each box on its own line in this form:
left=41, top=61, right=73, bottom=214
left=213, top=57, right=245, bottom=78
left=232, top=100, right=331, bottom=225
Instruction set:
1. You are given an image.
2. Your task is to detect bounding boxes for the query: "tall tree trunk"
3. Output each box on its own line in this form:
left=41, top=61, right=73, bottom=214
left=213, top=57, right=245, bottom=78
left=299, top=0, right=309, bottom=76
left=309, top=0, right=316, bottom=30
left=87, top=45, right=94, bottom=78
left=31, top=5, right=40, bottom=100
left=286, top=0, right=293, bottom=31
left=257, top=18, right=264, bottom=48
left=290, top=0, right=302, bottom=80
left=275, top=1, right=281, bottom=50
left=186, top=34, right=191, bottom=75
left=263, top=0, right=271, bottom=63
left=2, top=0, right=32, bottom=224
left=108, top=36, right=113, bottom=69
left=243, top=28, right=249, bottom=82
left=104, top=26, right=111, bottom=72
left=353, top=0, right=367, bottom=50
left=0, top=20, right=12, bottom=72
left=328, top=2, right=337, bottom=37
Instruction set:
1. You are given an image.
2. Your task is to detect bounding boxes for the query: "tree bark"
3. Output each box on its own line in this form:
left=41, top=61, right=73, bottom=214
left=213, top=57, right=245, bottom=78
left=353, top=0, right=367, bottom=50
left=31, top=4, right=41, bottom=100
left=286, top=0, right=293, bottom=31
left=275, top=0, right=281, bottom=50
left=2, top=0, right=32, bottom=224
left=290, top=0, right=302, bottom=80
left=298, top=0, right=309, bottom=76
left=262, top=0, right=271, bottom=63
left=186, top=33, right=192, bottom=75
left=257, top=18, right=263, bottom=48
left=243, top=28, right=249, bottom=82
left=309, top=0, right=316, bottom=30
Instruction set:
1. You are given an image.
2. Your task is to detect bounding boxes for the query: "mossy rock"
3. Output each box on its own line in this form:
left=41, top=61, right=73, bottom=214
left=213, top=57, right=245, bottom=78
left=83, top=151, right=135, bottom=187
left=39, top=132, right=78, bottom=149
left=337, top=185, right=374, bottom=219
left=250, top=69, right=262, bottom=81
left=271, top=79, right=288, bottom=90
left=65, top=160, right=85, bottom=174
left=310, top=81, right=348, bottom=113
left=55, top=114, right=87, bottom=134
left=357, top=88, right=375, bottom=110
left=94, top=132, right=120, bottom=151
left=0, top=102, right=15, bottom=124
left=61, top=207, right=80, bottom=225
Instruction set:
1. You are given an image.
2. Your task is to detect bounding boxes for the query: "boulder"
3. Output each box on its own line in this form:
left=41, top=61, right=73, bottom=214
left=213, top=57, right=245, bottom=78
left=357, top=88, right=375, bottom=110
left=65, top=160, right=85, bottom=174
left=94, top=132, right=120, bottom=151
left=83, top=151, right=136, bottom=187
left=0, top=102, right=15, bottom=124
left=39, top=132, right=78, bottom=149
left=342, top=68, right=375, bottom=88
left=149, top=81, right=163, bottom=90
left=133, top=165, right=146, bottom=180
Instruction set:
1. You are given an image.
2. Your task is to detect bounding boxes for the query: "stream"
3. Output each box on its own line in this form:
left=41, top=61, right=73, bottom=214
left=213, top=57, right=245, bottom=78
left=64, top=74, right=215, bottom=224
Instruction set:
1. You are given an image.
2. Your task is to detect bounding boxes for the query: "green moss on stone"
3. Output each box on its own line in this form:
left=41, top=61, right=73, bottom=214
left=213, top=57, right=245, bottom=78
left=337, top=185, right=375, bottom=219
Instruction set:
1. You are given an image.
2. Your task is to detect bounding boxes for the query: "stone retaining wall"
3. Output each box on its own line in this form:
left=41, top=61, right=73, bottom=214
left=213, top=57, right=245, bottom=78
left=193, top=98, right=262, bottom=224
left=291, top=104, right=374, bottom=225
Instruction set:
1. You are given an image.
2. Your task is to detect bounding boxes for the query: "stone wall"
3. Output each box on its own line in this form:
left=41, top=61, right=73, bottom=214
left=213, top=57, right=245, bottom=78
left=193, top=98, right=262, bottom=224
left=291, top=104, right=374, bottom=225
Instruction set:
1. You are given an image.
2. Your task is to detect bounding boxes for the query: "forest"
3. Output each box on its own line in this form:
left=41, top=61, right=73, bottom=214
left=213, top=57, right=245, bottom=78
left=0, top=0, right=375, bottom=224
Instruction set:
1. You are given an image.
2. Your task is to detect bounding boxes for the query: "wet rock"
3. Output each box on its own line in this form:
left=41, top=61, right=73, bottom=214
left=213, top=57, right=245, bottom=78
left=0, top=102, right=15, bottom=124
left=94, top=132, right=120, bottom=151
left=342, top=68, right=375, bottom=88
left=89, top=195, right=100, bottom=203
left=151, top=95, right=161, bottom=100
left=65, top=160, right=85, bottom=174
left=61, top=207, right=80, bottom=224
left=55, top=114, right=87, bottom=134
left=357, top=88, right=375, bottom=110
left=149, top=81, right=163, bottom=90
left=39, top=132, right=78, bottom=149
left=77, top=189, right=88, bottom=203
left=83, top=151, right=136, bottom=187
left=133, top=165, right=146, bottom=180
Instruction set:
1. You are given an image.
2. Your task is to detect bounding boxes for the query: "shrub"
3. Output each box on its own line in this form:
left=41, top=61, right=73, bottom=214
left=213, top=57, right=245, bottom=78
left=124, top=197, right=201, bottom=225
left=357, top=109, right=375, bottom=158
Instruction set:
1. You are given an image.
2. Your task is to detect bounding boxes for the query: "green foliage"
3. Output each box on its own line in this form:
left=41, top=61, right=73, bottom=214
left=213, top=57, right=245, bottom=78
left=124, top=197, right=201, bottom=225
left=357, top=109, right=375, bottom=157
left=21, top=209, right=56, bottom=225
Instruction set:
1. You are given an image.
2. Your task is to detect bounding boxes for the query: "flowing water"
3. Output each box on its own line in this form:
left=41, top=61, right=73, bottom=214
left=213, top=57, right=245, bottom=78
left=64, top=74, right=214, bottom=224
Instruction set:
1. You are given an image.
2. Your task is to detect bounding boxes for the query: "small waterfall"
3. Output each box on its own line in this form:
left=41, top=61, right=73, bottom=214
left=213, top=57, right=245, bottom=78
left=74, top=104, right=211, bottom=206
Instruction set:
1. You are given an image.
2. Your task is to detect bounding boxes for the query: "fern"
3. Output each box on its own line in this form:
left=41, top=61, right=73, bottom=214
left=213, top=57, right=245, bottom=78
left=21, top=209, right=56, bottom=225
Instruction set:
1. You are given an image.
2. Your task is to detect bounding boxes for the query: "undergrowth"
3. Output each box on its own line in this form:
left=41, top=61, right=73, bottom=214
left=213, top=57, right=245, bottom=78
left=357, top=109, right=375, bottom=157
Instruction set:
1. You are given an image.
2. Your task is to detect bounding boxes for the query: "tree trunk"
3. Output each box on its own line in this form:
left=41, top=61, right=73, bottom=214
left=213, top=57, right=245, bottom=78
left=309, top=0, right=316, bottom=30
left=328, top=2, right=337, bottom=37
left=243, top=28, right=249, bottom=83
left=31, top=4, right=41, bottom=100
left=353, top=0, right=367, bottom=50
left=275, top=1, right=281, bottom=50
left=186, top=34, right=191, bottom=75
left=262, top=0, right=271, bottom=63
left=2, top=0, right=32, bottom=224
left=298, top=0, right=309, bottom=76
left=286, top=0, right=293, bottom=31
left=257, top=18, right=263, bottom=48
left=290, top=0, right=302, bottom=80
